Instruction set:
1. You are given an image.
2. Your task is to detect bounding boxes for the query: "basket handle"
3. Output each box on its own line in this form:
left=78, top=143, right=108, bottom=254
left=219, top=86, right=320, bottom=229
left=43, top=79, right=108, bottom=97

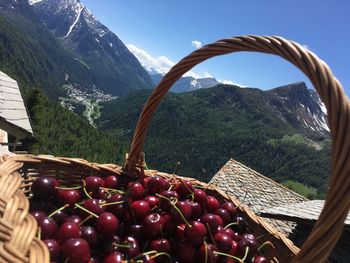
left=126, top=35, right=350, bottom=262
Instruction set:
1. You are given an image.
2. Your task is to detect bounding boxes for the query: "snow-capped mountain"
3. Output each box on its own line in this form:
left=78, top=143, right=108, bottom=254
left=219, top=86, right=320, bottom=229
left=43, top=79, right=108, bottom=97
left=267, top=82, right=329, bottom=137
left=29, top=0, right=153, bottom=96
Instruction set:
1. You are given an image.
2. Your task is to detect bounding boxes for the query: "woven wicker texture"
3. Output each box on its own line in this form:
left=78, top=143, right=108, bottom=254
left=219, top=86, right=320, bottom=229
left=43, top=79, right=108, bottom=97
left=127, top=36, right=350, bottom=263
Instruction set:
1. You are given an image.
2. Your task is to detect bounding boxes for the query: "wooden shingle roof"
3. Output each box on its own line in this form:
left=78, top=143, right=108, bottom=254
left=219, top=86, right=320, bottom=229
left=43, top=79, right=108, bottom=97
left=209, top=159, right=308, bottom=235
left=0, top=71, right=33, bottom=138
left=260, top=200, right=350, bottom=228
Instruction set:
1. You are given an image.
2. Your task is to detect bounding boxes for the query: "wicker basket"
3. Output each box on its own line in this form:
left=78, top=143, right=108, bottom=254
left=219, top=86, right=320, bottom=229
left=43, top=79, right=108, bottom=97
left=0, top=35, right=349, bottom=263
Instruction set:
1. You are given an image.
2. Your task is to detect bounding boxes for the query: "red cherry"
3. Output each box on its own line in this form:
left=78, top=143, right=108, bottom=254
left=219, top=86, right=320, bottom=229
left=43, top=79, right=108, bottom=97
left=213, top=233, right=233, bottom=252
left=186, top=200, right=202, bottom=219
left=176, top=180, right=195, bottom=197
left=229, top=240, right=238, bottom=256
left=149, top=238, right=171, bottom=253
left=200, top=214, right=223, bottom=233
left=220, top=228, right=240, bottom=242
left=253, top=255, right=268, bottom=263
left=238, top=233, right=257, bottom=256
left=148, top=176, right=169, bottom=194
left=30, top=211, right=47, bottom=222
left=82, top=199, right=105, bottom=216
left=103, top=252, right=124, bottom=263
left=171, top=201, right=192, bottom=223
left=184, top=221, right=207, bottom=245
left=120, top=236, right=139, bottom=258
left=144, top=195, right=159, bottom=210
left=64, top=215, right=82, bottom=226
left=129, top=224, right=144, bottom=240
left=85, top=176, right=105, bottom=196
left=80, top=226, right=98, bottom=248
left=96, top=212, right=119, bottom=238
left=43, top=239, right=60, bottom=261
left=106, top=194, right=126, bottom=217
left=198, top=243, right=219, bottom=263
left=131, top=200, right=151, bottom=221
left=38, top=216, right=57, bottom=239
left=129, top=182, right=146, bottom=200
left=62, top=238, right=91, bottom=263
left=206, top=196, right=220, bottom=213
left=57, top=222, right=80, bottom=243
left=56, top=189, right=82, bottom=207
left=176, top=242, right=196, bottom=263
left=104, top=175, right=118, bottom=189
left=143, top=213, right=165, bottom=238
left=31, top=176, right=58, bottom=198
left=221, top=202, right=237, bottom=218
left=159, top=190, right=179, bottom=211
left=214, top=208, right=231, bottom=225
left=194, top=189, right=208, bottom=207
left=175, top=223, right=187, bottom=241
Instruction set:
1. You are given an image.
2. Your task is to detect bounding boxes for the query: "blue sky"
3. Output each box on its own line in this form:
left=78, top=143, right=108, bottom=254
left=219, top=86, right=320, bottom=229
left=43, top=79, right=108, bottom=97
left=82, top=0, right=350, bottom=96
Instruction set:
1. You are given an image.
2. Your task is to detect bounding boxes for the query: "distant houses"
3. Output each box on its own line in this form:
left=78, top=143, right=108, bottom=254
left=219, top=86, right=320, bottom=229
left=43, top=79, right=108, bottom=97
left=0, top=71, right=33, bottom=155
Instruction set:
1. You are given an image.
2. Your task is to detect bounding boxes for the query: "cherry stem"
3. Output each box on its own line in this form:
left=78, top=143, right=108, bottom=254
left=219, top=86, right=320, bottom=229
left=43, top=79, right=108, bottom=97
left=151, top=252, right=172, bottom=260
left=206, top=223, right=217, bottom=247
left=224, top=221, right=238, bottom=229
left=37, top=226, right=41, bottom=240
left=74, top=203, right=98, bottom=218
left=113, top=243, right=132, bottom=249
left=48, top=204, right=69, bottom=218
left=258, top=241, right=275, bottom=251
left=100, top=201, right=124, bottom=207
left=55, top=185, right=81, bottom=190
left=100, top=187, right=125, bottom=194
left=204, top=241, right=208, bottom=263
left=179, top=178, right=194, bottom=195
left=81, top=180, right=92, bottom=199
left=213, top=251, right=245, bottom=262
left=79, top=215, right=93, bottom=226
left=156, top=194, right=189, bottom=226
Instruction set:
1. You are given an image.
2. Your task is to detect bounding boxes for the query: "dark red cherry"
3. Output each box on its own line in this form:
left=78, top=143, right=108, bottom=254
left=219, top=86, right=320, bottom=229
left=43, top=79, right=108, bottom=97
left=144, top=195, right=159, bottom=210
left=143, top=213, right=165, bottom=238
left=184, top=221, right=207, bottom=245
left=30, top=211, right=47, bottom=222
left=120, top=236, right=139, bottom=258
left=175, top=223, right=187, bottom=241
left=148, top=176, right=169, bottom=194
left=186, top=200, right=201, bottom=219
left=221, top=202, right=237, bottom=218
left=51, top=209, right=68, bottom=225
left=106, top=194, right=125, bottom=217
left=31, top=176, right=58, bottom=198
left=229, top=240, right=238, bottom=256
left=57, top=222, right=80, bottom=243
left=206, top=196, right=220, bottom=213
left=43, top=239, right=60, bottom=261
left=159, top=190, right=179, bottom=211
left=80, top=226, right=98, bottom=248
left=253, top=255, right=268, bottom=263
left=214, top=233, right=233, bottom=252
left=62, top=238, right=90, bottom=263
left=104, top=175, right=118, bottom=189
left=100, top=235, right=121, bottom=254
left=176, top=180, right=195, bottom=197
left=149, top=238, right=171, bottom=253
left=103, top=252, right=125, bottom=263
left=129, top=182, right=146, bottom=200
left=194, top=189, right=208, bottom=207
left=56, top=189, right=82, bottom=207
left=171, top=201, right=191, bottom=223
left=64, top=215, right=82, bottom=226
left=131, top=200, right=151, bottom=221
left=176, top=242, right=196, bottom=263
left=129, top=224, right=144, bottom=240
left=85, top=176, right=105, bottom=197
left=82, top=199, right=105, bottom=216
left=96, top=212, right=119, bottom=238
left=238, top=233, right=257, bottom=256
left=198, top=243, right=219, bottom=263
left=200, top=214, right=223, bottom=233
left=38, top=217, right=57, bottom=239
left=214, top=208, right=231, bottom=225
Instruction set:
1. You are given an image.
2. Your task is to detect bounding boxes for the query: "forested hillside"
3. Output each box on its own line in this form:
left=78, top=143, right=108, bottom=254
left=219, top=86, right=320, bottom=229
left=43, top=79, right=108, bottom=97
left=24, top=89, right=126, bottom=164
left=98, top=86, right=331, bottom=198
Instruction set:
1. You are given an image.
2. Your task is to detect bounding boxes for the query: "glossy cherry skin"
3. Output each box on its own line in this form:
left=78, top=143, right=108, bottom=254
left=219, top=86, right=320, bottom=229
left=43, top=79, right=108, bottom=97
left=186, top=200, right=202, bottom=219
left=96, top=212, right=119, bottom=238
left=144, top=195, right=159, bottom=210
left=232, top=216, right=247, bottom=233
left=238, top=233, right=257, bottom=256
left=80, top=226, right=98, bottom=248
left=148, top=176, right=169, bottom=194
left=104, top=175, right=118, bottom=189
left=219, top=228, right=240, bottom=242
left=176, top=180, right=195, bottom=198
left=149, top=238, right=171, bottom=253
left=43, top=239, right=60, bottom=261
left=253, top=256, right=268, bottom=263
left=129, top=224, right=144, bottom=240
left=171, top=201, right=192, bottom=223
left=131, top=200, right=151, bottom=221
left=159, top=190, right=179, bottom=211
left=206, top=196, right=220, bottom=213
left=221, top=202, right=237, bottom=218
left=175, top=223, right=187, bottom=241
left=176, top=242, right=196, bottom=263
left=85, top=176, right=105, bottom=197
left=229, top=240, right=238, bottom=256
left=30, top=211, right=47, bottom=222
left=38, top=217, right=57, bottom=239
left=198, top=243, right=219, bottom=263
left=64, top=215, right=82, bottom=226
left=62, top=238, right=91, bottom=263
left=120, top=236, right=139, bottom=258
left=143, top=213, right=165, bottom=238
left=194, top=188, right=208, bottom=207
left=100, top=235, right=121, bottom=254
left=214, top=208, right=231, bottom=226
left=82, top=199, right=105, bottom=216
left=184, top=221, right=207, bottom=245
left=56, top=189, right=82, bottom=207
left=129, top=182, right=146, bottom=200
left=57, top=222, right=80, bottom=243
left=51, top=209, right=68, bottom=225
left=106, top=194, right=126, bottom=217
left=214, top=233, right=233, bottom=252
left=200, top=214, right=223, bottom=233
left=31, top=176, right=58, bottom=198
left=103, top=252, right=125, bottom=263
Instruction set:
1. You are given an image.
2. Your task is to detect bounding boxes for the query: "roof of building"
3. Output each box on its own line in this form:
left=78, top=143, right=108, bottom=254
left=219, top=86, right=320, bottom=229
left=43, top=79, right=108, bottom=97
left=260, top=199, right=350, bottom=228
left=209, top=158, right=308, bottom=235
left=0, top=71, right=33, bottom=138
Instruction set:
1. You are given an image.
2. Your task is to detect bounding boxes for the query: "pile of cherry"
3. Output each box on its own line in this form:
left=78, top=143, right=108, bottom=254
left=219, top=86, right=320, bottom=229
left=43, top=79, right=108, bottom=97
left=29, top=174, right=270, bottom=262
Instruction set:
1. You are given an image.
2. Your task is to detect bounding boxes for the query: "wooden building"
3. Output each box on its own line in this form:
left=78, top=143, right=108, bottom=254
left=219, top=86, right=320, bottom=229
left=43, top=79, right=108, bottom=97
left=0, top=71, right=33, bottom=154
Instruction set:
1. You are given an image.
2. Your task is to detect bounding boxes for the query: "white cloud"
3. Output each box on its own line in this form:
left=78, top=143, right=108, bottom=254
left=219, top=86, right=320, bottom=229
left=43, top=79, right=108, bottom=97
left=218, top=79, right=245, bottom=87
left=28, top=0, right=43, bottom=5
left=127, top=43, right=210, bottom=79
left=191, top=40, right=202, bottom=49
